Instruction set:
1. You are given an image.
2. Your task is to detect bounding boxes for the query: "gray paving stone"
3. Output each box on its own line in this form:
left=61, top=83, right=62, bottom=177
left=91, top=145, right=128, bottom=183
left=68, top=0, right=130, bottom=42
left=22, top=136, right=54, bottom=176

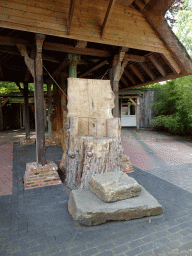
left=97, top=251, right=114, bottom=256
left=113, top=245, right=129, bottom=254
left=81, top=248, right=98, bottom=256
left=125, top=247, right=143, bottom=256
left=139, top=242, right=154, bottom=252
left=70, top=245, right=87, bottom=254
left=99, top=242, right=115, bottom=252
left=128, top=239, right=144, bottom=250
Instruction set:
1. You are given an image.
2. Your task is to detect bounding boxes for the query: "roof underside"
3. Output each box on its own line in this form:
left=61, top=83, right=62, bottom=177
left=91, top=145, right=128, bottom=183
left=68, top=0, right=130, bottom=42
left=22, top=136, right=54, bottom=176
left=0, top=0, right=191, bottom=90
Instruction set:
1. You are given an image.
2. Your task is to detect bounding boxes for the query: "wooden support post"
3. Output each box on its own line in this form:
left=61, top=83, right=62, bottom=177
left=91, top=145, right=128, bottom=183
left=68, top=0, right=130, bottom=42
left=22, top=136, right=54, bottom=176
left=23, top=82, right=30, bottom=139
left=0, top=99, right=3, bottom=131
left=111, top=48, right=128, bottom=117
left=34, top=34, right=46, bottom=166
left=136, top=98, right=140, bottom=130
left=67, top=53, right=80, bottom=78
left=47, top=81, right=52, bottom=138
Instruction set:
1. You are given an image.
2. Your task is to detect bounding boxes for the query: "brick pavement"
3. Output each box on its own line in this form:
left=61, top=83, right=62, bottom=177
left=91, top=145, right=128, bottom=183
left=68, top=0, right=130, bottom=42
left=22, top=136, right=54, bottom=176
left=1, top=129, right=192, bottom=255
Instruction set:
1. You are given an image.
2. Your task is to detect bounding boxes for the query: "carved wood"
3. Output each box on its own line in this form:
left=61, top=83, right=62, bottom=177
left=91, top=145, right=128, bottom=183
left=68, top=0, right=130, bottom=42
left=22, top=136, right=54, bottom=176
left=67, top=0, right=76, bottom=35
left=139, top=62, right=155, bottom=80
left=148, top=55, right=166, bottom=77
left=17, top=44, right=35, bottom=78
left=101, top=0, right=116, bottom=38
left=129, top=64, right=145, bottom=82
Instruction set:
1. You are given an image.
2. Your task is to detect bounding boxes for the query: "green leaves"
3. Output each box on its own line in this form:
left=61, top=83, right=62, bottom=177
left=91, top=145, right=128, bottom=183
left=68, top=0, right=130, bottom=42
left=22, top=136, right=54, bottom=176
left=151, top=75, right=192, bottom=135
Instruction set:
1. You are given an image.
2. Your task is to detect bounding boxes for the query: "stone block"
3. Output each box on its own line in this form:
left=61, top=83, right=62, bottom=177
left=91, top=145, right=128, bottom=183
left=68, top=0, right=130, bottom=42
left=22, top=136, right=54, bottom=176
left=88, top=171, right=141, bottom=202
left=68, top=186, right=163, bottom=226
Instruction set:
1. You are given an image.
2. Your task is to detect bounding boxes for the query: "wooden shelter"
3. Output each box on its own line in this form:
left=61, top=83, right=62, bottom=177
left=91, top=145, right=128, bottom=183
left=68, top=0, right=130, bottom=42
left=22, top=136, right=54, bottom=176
left=0, top=0, right=192, bottom=165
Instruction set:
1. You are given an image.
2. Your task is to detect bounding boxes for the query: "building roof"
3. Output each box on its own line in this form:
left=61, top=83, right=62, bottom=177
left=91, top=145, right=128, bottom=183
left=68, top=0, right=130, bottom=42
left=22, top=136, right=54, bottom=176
left=0, top=0, right=191, bottom=91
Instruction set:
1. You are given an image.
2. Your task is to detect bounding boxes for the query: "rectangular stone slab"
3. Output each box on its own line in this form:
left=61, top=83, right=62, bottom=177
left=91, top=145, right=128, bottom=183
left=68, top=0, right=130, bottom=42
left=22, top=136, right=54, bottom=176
left=68, top=186, right=163, bottom=226
left=89, top=172, right=142, bottom=202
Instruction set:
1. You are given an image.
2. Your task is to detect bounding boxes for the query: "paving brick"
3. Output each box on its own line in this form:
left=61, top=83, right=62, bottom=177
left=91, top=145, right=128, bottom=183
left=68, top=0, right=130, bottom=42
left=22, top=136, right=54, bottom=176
left=81, top=248, right=98, bottom=256
left=99, top=242, right=115, bottom=252
left=128, top=239, right=144, bottom=249
left=154, top=230, right=170, bottom=238
left=29, top=244, right=48, bottom=254
left=113, top=245, right=128, bottom=254
left=180, top=234, right=192, bottom=244
left=125, top=247, right=143, bottom=256
left=167, top=240, right=183, bottom=250
left=168, top=226, right=181, bottom=233
left=97, top=251, right=114, bottom=256
left=86, top=239, right=103, bottom=249
left=114, top=236, right=129, bottom=246
left=153, top=244, right=171, bottom=254
left=52, top=250, right=69, bottom=256
left=141, top=234, right=156, bottom=244
left=40, top=247, right=58, bottom=256
left=70, top=245, right=87, bottom=254
left=139, top=242, right=154, bottom=252
left=153, top=237, right=169, bottom=247
left=179, top=228, right=192, bottom=237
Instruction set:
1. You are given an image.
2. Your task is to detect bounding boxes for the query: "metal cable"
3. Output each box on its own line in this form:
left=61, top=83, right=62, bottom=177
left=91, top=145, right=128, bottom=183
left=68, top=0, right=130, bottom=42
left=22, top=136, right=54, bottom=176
left=101, top=69, right=109, bottom=80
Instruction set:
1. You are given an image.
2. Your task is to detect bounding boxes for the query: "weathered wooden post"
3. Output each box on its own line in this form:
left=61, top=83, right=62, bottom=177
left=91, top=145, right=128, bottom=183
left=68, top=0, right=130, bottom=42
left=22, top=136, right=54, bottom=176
left=47, top=81, right=52, bottom=138
left=67, top=53, right=81, bottom=78
left=23, top=82, right=30, bottom=139
left=34, top=34, right=46, bottom=166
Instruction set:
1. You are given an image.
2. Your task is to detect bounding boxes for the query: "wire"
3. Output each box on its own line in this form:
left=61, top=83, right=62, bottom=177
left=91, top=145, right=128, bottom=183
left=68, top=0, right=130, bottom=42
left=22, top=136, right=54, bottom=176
left=101, top=69, right=109, bottom=80
left=45, top=126, right=65, bottom=151
left=43, top=65, right=67, bottom=98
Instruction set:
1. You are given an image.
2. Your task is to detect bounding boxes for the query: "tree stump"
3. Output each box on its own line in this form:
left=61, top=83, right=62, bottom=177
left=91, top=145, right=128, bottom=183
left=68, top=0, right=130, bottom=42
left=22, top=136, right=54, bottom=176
left=59, top=78, right=125, bottom=189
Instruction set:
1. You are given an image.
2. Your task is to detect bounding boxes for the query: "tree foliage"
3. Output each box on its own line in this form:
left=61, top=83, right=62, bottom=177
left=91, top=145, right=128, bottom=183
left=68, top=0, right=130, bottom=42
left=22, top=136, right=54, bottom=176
left=151, top=76, right=192, bottom=135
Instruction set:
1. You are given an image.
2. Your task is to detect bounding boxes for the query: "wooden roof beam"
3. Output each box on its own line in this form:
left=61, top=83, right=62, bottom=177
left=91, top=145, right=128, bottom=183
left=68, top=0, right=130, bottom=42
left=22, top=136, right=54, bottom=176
left=43, top=42, right=111, bottom=57
left=101, top=0, right=116, bottom=38
left=146, top=0, right=175, bottom=16
left=79, top=60, right=108, bottom=78
left=67, top=0, right=76, bottom=35
left=134, top=0, right=146, bottom=10
left=0, top=36, right=31, bottom=47
left=139, top=62, right=155, bottom=80
left=162, top=52, right=181, bottom=75
left=141, top=6, right=192, bottom=74
left=124, top=69, right=136, bottom=85
left=125, top=54, right=145, bottom=62
left=121, top=76, right=129, bottom=87
left=129, top=64, right=145, bottom=82
left=148, top=55, right=166, bottom=77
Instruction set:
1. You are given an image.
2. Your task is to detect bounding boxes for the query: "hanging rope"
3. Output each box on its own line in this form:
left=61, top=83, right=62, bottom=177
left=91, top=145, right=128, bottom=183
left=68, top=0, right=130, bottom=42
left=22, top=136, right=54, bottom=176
left=43, top=65, right=67, bottom=98
left=101, top=69, right=109, bottom=80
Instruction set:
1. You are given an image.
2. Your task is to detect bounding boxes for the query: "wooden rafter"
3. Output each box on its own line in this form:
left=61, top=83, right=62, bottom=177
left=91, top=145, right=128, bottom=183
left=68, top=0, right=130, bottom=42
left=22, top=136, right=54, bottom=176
left=79, top=60, right=108, bottom=78
left=139, top=62, right=155, bottom=80
left=162, top=52, right=181, bottom=74
left=129, top=97, right=137, bottom=106
left=125, top=54, right=145, bottom=62
left=101, top=0, right=116, bottom=38
left=43, top=42, right=111, bottom=57
left=129, top=64, right=145, bottom=82
left=67, top=0, right=76, bottom=35
left=0, top=36, right=31, bottom=47
left=124, top=69, right=136, bottom=85
left=121, top=76, right=129, bottom=87
left=148, top=55, right=166, bottom=77
left=134, top=0, right=146, bottom=10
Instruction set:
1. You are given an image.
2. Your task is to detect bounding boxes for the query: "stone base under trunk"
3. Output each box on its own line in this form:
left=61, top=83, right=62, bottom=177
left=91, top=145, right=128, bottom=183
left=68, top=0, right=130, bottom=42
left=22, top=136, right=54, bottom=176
left=68, top=186, right=163, bottom=226
left=23, top=161, right=61, bottom=190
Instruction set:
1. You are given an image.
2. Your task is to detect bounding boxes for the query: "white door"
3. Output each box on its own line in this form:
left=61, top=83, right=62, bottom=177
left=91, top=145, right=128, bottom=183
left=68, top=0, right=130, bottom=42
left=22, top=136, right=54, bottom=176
left=121, top=99, right=136, bottom=127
